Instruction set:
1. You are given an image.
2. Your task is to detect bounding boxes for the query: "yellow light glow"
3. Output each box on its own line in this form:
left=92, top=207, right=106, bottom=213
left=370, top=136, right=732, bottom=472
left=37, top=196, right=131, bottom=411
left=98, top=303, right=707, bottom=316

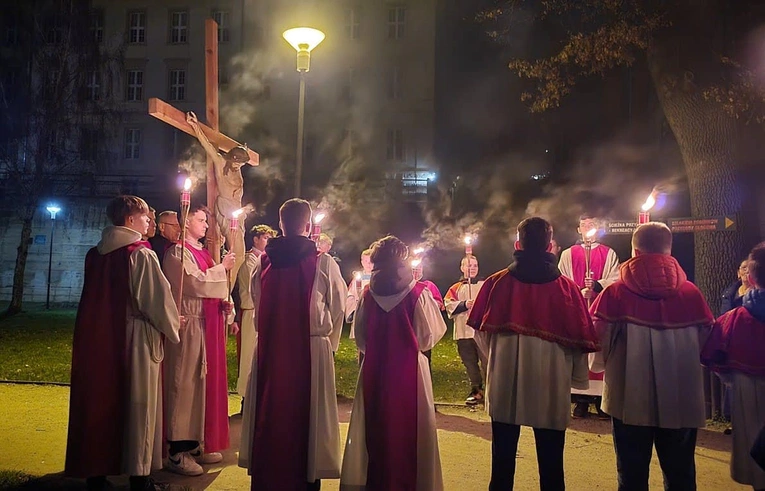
left=183, top=178, right=192, bottom=191
left=232, top=208, right=244, bottom=219
left=585, top=229, right=597, bottom=238
left=314, top=212, right=327, bottom=224
left=463, top=235, right=473, bottom=245
left=413, top=247, right=425, bottom=255
left=641, top=193, right=656, bottom=212
left=354, top=271, right=362, bottom=280
left=411, top=259, right=422, bottom=268
left=283, top=27, right=325, bottom=52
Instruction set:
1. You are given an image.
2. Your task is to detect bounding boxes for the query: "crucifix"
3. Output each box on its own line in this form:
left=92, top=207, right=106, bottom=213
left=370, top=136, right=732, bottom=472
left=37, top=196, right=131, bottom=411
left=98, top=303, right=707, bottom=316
left=148, top=19, right=259, bottom=264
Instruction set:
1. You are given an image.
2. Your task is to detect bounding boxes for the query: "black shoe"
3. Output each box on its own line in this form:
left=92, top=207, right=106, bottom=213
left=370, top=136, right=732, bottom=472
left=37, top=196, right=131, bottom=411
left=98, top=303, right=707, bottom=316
left=572, top=402, right=589, bottom=419
left=86, top=476, right=109, bottom=491
left=724, top=427, right=733, bottom=435
left=466, top=387, right=484, bottom=406
left=130, top=476, right=168, bottom=491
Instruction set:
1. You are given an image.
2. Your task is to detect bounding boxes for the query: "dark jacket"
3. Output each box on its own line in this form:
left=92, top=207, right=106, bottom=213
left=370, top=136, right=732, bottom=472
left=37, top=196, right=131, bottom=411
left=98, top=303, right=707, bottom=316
left=720, top=280, right=744, bottom=316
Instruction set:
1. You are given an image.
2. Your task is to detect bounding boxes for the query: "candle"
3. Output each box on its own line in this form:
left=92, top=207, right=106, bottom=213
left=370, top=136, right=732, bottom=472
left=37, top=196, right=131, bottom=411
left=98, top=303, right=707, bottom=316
left=411, top=258, right=422, bottom=280
left=181, top=178, right=191, bottom=207
left=412, top=247, right=425, bottom=256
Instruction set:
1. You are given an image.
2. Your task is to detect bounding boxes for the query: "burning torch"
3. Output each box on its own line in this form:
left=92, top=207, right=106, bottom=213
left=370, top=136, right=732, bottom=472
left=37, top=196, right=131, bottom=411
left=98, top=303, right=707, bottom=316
left=411, top=257, right=422, bottom=281
left=639, top=192, right=656, bottom=225
left=227, top=208, right=245, bottom=290
left=312, top=212, right=327, bottom=241
left=177, top=178, right=192, bottom=312
left=464, top=235, right=474, bottom=299
left=353, top=271, right=363, bottom=297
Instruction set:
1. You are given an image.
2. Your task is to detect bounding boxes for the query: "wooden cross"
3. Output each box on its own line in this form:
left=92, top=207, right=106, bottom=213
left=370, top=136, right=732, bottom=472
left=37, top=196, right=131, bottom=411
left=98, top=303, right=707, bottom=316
left=148, top=19, right=259, bottom=262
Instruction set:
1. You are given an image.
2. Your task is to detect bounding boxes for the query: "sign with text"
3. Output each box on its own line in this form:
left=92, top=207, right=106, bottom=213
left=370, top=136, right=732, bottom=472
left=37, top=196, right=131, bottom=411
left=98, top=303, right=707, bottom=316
left=34, top=235, right=46, bottom=245
left=605, top=221, right=639, bottom=235
left=668, top=216, right=736, bottom=233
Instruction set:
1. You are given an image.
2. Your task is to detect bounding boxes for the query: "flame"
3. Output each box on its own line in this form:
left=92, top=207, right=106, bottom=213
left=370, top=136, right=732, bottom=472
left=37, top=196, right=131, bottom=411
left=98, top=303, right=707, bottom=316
left=232, top=208, right=244, bottom=219
left=354, top=271, right=362, bottom=280
left=641, top=192, right=656, bottom=212
left=183, top=178, right=192, bottom=191
left=314, top=212, right=327, bottom=224
left=463, top=235, right=473, bottom=245
left=412, top=247, right=425, bottom=255
left=411, top=258, right=422, bottom=268
left=585, top=228, right=597, bottom=239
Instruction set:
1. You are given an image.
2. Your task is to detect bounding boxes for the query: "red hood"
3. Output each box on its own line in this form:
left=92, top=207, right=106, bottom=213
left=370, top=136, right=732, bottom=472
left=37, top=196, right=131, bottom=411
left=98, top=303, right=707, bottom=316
left=620, top=254, right=686, bottom=300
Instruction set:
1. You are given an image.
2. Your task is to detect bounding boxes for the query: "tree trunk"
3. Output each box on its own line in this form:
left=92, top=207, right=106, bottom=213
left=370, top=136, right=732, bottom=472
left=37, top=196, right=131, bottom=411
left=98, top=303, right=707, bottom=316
left=7, top=212, right=34, bottom=316
left=647, top=43, right=746, bottom=420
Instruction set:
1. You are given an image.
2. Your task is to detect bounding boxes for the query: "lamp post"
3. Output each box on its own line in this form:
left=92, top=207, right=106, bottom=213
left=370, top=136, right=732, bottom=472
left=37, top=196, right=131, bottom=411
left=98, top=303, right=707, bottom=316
left=283, top=27, right=325, bottom=198
left=45, top=204, right=61, bottom=309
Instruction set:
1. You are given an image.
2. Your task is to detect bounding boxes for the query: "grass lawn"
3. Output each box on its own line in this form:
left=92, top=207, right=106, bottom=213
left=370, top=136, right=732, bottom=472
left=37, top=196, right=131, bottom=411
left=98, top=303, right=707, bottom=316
left=0, top=307, right=472, bottom=403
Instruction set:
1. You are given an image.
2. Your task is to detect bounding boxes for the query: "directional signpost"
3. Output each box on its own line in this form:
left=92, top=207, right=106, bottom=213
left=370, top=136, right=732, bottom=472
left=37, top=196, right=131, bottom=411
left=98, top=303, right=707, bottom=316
left=605, top=216, right=736, bottom=235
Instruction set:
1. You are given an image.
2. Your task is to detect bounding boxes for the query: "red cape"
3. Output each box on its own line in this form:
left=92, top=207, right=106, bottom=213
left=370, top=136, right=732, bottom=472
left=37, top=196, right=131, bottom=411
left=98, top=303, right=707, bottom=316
left=467, top=269, right=599, bottom=352
left=361, top=282, right=425, bottom=490
left=251, top=250, right=319, bottom=490
left=65, top=241, right=146, bottom=478
left=702, top=307, right=765, bottom=377
left=590, top=255, right=714, bottom=329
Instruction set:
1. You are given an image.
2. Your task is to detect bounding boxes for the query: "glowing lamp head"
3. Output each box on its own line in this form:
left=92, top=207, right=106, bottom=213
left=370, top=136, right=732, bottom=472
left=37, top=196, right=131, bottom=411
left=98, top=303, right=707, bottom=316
left=413, top=247, right=425, bottom=255
left=463, top=236, right=473, bottom=245
left=411, top=258, right=422, bottom=268
left=232, top=209, right=244, bottom=219
left=641, top=193, right=656, bottom=212
left=314, top=212, right=326, bottom=225
left=46, top=205, right=61, bottom=219
left=283, top=27, right=325, bottom=72
left=183, top=178, right=192, bottom=191
left=585, top=228, right=597, bottom=239
left=354, top=271, right=362, bottom=281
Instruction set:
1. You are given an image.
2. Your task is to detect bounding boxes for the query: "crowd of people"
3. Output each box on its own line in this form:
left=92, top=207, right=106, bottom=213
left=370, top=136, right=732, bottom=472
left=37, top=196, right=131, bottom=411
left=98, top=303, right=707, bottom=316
left=63, top=195, right=765, bottom=491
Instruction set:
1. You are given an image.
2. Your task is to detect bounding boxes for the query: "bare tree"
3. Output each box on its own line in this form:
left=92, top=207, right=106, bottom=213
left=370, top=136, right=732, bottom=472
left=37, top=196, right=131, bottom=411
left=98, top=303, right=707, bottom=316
left=0, top=0, right=124, bottom=315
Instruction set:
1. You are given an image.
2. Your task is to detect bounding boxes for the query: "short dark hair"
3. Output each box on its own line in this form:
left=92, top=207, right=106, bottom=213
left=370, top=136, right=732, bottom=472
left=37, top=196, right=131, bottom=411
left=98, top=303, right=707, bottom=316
left=251, top=224, right=277, bottom=238
left=370, top=235, right=408, bottom=265
left=517, top=217, right=553, bottom=252
left=749, top=242, right=765, bottom=288
left=279, top=199, right=312, bottom=236
left=106, top=195, right=149, bottom=226
left=189, top=203, right=210, bottom=216
left=632, top=222, right=672, bottom=254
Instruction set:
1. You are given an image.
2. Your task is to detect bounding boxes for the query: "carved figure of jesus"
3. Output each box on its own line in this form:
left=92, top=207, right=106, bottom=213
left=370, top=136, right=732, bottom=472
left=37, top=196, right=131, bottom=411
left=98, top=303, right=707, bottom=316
left=186, top=111, right=254, bottom=288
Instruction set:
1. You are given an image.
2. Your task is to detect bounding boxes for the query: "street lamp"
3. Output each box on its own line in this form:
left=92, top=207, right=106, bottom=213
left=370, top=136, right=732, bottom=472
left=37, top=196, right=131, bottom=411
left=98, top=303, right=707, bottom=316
left=283, top=27, right=325, bottom=198
left=45, top=204, right=61, bottom=309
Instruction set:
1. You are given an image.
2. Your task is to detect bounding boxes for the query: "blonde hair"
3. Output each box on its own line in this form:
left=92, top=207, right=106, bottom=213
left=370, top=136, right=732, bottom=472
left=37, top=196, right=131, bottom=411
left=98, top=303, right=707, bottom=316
left=632, top=222, right=672, bottom=254
left=461, top=254, right=478, bottom=269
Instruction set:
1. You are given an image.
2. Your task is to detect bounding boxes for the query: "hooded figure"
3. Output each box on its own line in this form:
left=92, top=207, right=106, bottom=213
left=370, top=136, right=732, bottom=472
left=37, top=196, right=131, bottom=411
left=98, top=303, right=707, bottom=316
left=341, top=236, right=447, bottom=491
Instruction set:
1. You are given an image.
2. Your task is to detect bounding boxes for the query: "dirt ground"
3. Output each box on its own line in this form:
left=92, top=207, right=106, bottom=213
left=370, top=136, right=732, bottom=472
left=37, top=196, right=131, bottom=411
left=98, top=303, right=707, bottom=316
left=0, top=384, right=746, bottom=490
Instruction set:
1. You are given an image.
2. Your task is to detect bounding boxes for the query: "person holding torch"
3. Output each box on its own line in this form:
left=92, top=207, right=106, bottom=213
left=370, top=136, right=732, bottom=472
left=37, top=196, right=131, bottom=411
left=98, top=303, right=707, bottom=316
left=558, top=214, right=620, bottom=419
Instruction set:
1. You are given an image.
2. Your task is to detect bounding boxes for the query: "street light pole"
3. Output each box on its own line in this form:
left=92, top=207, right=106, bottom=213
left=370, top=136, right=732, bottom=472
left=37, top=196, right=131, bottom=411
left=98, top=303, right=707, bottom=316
left=45, top=205, right=60, bottom=310
left=295, top=72, right=306, bottom=197
left=283, top=27, right=325, bottom=198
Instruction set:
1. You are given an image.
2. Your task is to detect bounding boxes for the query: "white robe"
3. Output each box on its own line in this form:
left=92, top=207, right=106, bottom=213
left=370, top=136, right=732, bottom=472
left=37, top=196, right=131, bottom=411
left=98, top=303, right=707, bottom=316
left=478, top=331, right=590, bottom=431
left=445, top=280, right=486, bottom=340
left=341, top=283, right=447, bottom=491
left=346, top=275, right=371, bottom=338
left=239, top=252, right=348, bottom=481
left=99, top=226, right=181, bottom=476
left=590, top=320, right=711, bottom=428
left=728, top=372, right=765, bottom=488
left=236, top=251, right=260, bottom=397
left=559, top=243, right=620, bottom=397
left=162, top=241, right=231, bottom=443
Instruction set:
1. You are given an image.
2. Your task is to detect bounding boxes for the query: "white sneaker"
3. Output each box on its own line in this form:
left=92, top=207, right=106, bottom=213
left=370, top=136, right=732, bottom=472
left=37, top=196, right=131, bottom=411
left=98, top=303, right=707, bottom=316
left=166, top=452, right=204, bottom=476
left=190, top=446, right=223, bottom=465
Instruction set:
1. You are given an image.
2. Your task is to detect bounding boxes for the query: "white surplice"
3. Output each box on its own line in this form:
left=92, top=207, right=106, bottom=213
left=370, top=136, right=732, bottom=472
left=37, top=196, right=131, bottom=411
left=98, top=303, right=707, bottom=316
left=728, top=372, right=765, bottom=488
left=236, top=251, right=260, bottom=397
left=162, top=241, right=230, bottom=443
left=239, top=252, right=347, bottom=480
left=340, top=283, right=447, bottom=491
left=99, top=226, right=181, bottom=476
